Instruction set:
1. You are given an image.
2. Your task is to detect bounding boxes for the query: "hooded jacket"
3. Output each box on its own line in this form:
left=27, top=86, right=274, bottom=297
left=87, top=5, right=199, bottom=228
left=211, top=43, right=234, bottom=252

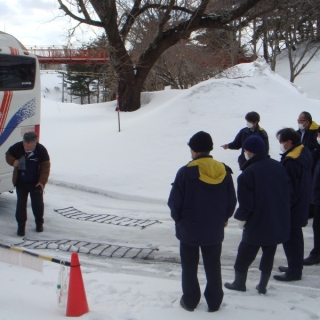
left=168, top=155, right=236, bottom=246
left=228, top=125, right=269, bottom=169
left=280, top=143, right=313, bottom=227
left=235, top=153, right=291, bottom=246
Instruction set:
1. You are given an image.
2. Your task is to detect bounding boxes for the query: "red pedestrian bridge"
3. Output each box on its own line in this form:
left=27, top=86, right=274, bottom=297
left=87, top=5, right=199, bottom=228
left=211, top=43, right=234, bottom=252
left=27, top=47, right=109, bottom=65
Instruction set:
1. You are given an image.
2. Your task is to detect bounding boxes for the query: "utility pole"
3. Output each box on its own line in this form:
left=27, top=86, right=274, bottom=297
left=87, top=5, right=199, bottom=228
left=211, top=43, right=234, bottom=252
left=116, top=94, right=121, bottom=132
left=62, top=72, right=65, bottom=103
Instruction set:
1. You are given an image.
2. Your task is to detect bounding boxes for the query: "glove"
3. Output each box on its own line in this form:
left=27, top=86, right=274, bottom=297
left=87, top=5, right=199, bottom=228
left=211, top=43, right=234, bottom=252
left=238, top=221, right=246, bottom=230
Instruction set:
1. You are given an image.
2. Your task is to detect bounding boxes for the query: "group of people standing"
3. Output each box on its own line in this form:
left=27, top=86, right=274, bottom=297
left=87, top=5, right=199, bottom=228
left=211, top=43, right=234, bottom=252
left=168, top=111, right=320, bottom=313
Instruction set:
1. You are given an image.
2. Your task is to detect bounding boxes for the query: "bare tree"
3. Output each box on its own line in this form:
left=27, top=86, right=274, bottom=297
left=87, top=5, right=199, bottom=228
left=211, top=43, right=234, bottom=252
left=246, top=0, right=320, bottom=74
left=276, top=0, right=320, bottom=82
left=144, top=40, right=226, bottom=90
left=57, top=0, right=279, bottom=111
left=285, top=38, right=320, bottom=83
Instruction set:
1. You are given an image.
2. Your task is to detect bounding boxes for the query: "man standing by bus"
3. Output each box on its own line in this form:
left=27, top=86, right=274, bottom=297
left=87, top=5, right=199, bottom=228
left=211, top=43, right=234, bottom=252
left=5, top=132, right=50, bottom=236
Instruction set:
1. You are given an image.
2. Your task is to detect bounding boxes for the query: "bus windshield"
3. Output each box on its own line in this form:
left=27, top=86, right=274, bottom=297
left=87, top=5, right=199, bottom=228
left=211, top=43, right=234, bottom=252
left=0, top=54, right=36, bottom=90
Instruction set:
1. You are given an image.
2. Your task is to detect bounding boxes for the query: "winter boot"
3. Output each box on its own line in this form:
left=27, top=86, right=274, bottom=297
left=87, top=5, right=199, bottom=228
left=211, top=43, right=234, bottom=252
left=36, top=225, right=44, bottom=232
left=256, top=273, right=270, bottom=294
left=17, top=223, right=25, bottom=236
left=224, top=271, right=247, bottom=292
left=180, top=298, right=194, bottom=312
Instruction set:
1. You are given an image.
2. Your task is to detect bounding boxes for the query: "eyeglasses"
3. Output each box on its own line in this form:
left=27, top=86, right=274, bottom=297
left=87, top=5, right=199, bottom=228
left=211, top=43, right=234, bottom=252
left=297, top=119, right=307, bottom=122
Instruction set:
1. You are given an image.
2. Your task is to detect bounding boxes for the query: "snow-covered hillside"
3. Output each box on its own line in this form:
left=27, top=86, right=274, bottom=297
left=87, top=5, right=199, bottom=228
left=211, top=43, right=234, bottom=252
left=40, top=58, right=320, bottom=201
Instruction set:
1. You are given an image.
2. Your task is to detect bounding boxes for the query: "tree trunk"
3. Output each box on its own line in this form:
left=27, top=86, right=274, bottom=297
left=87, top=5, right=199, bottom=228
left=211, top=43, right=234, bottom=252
left=118, top=79, right=142, bottom=112
left=252, top=18, right=257, bottom=60
left=263, top=17, right=268, bottom=62
left=285, top=30, right=295, bottom=83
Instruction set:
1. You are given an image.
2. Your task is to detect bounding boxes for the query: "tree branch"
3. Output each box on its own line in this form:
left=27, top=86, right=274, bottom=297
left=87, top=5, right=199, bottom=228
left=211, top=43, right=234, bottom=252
left=294, top=44, right=320, bottom=79
left=156, top=0, right=176, bottom=41
left=57, top=0, right=104, bottom=27
left=120, top=0, right=142, bottom=40
left=235, top=1, right=282, bottom=30
left=78, top=0, right=92, bottom=21
left=120, top=3, right=196, bottom=39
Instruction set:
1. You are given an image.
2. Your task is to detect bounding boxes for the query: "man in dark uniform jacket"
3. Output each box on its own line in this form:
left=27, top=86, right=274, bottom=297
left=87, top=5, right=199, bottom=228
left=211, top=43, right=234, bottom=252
left=296, top=111, right=319, bottom=159
left=168, top=131, right=236, bottom=312
left=297, top=112, right=320, bottom=219
left=224, top=136, right=291, bottom=294
left=304, top=126, right=320, bottom=266
left=6, top=132, right=50, bottom=236
left=221, top=111, right=269, bottom=169
left=273, top=128, right=312, bottom=282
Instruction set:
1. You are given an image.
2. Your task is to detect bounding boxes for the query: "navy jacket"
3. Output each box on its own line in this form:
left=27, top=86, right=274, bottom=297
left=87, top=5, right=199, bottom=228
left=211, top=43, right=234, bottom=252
left=280, top=144, right=312, bottom=227
left=297, top=121, right=319, bottom=170
left=168, top=155, right=236, bottom=246
left=312, top=147, right=320, bottom=205
left=235, top=153, right=291, bottom=246
left=228, top=126, right=269, bottom=169
left=297, top=121, right=318, bottom=152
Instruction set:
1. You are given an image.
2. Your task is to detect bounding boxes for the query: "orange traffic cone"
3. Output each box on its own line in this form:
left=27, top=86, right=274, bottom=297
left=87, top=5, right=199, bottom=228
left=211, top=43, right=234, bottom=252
left=66, top=252, right=89, bottom=317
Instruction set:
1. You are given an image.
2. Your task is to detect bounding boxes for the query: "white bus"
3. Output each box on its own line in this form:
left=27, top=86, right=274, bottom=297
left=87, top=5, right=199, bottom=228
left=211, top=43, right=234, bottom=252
left=0, top=32, right=41, bottom=193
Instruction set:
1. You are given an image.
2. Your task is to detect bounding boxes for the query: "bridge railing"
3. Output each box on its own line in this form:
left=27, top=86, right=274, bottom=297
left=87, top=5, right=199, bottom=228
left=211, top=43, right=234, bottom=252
left=26, top=47, right=109, bottom=64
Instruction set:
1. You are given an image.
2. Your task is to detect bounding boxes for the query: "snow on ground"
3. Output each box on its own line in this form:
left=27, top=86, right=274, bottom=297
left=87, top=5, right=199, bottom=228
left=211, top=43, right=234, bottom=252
left=0, top=56, right=320, bottom=319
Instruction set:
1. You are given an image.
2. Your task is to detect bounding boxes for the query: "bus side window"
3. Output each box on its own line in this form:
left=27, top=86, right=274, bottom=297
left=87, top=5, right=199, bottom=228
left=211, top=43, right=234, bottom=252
left=0, top=55, right=35, bottom=90
left=5, top=71, right=22, bottom=88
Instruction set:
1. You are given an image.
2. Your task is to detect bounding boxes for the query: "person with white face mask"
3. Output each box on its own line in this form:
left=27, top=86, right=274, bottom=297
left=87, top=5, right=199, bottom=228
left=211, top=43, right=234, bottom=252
left=273, top=128, right=313, bottom=282
left=296, top=111, right=319, bottom=159
left=224, top=135, right=291, bottom=295
left=296, top=112, right=320, bottom=220
left=221, top=111, right=269, bottom=170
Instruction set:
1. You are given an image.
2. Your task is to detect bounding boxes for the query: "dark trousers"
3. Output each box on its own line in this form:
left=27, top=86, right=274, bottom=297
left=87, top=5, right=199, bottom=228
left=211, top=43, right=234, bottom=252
left=16, top=181, right=44, bottom=228
left=309, top=203, right=314, bottom=219
left=234, top=241, right=277, bottom=275
left=282, top=227, right=304, bottom=277
left=180, top=241, right=223, bottom=311
left=311, top=205, right=320, bottom=256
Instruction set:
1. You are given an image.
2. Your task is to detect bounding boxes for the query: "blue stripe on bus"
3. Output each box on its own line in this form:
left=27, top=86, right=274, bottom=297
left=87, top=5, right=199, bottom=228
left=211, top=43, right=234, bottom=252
left=0, top=98, right=36, bottom=146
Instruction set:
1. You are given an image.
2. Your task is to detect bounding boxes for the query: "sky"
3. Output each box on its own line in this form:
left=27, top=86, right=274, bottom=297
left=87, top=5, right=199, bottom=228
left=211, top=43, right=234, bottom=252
left=0, top=0, right=101, bottom=47
left=0, top=55, right=320, bottom=319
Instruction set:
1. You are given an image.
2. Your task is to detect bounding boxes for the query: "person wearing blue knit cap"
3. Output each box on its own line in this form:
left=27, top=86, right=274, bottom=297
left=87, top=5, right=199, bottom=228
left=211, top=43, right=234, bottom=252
left=225, top=135, right=291, bottom=294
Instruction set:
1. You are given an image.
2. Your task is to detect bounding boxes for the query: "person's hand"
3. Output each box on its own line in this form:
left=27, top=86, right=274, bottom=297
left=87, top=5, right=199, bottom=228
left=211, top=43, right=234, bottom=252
left=221, top=144, right=229, bottom=150
left=224, top=221, right=228, bottom=227
left=13, top=160, right=19, bottom=167
left=36, top=183, right=44, bottom=190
